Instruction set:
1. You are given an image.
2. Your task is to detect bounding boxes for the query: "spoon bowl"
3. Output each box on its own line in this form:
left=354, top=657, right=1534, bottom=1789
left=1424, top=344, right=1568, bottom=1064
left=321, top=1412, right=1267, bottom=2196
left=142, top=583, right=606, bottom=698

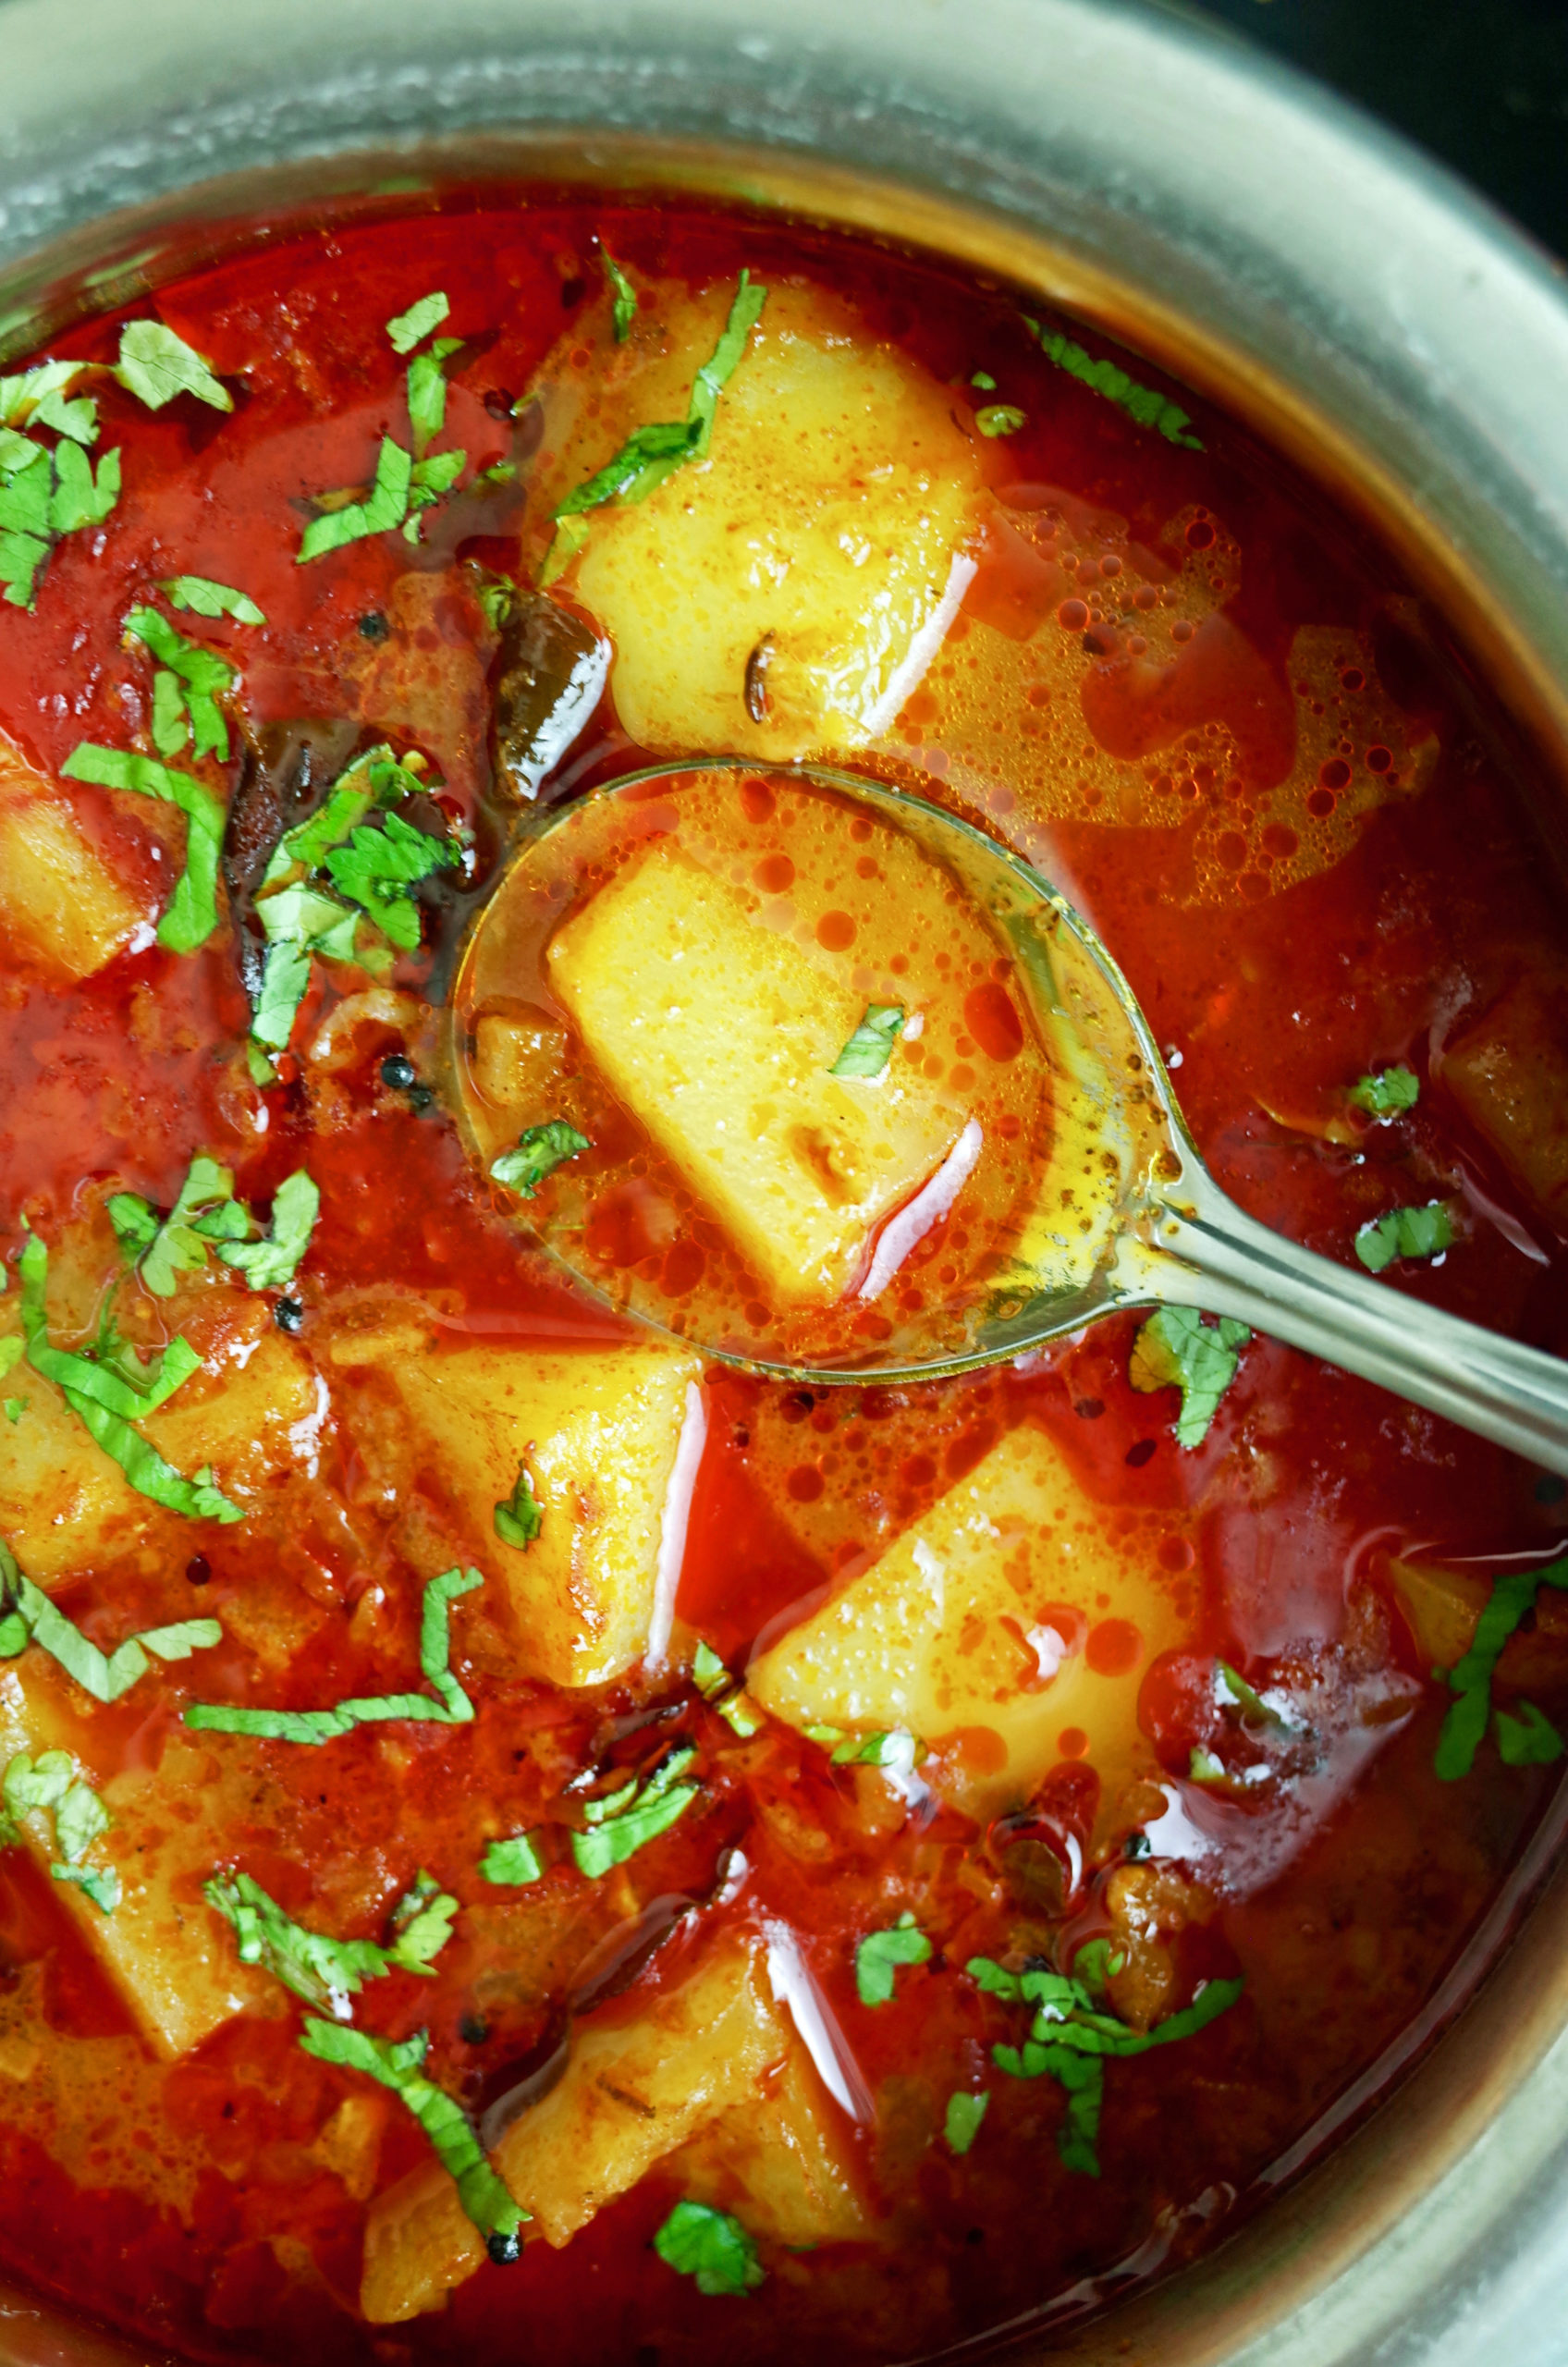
left=453, top=757, right=1568, bottom=1475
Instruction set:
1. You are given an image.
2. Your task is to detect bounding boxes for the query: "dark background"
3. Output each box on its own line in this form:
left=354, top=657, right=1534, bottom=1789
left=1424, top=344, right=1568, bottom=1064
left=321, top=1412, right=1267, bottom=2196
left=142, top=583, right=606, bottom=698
left=1176, top=0, right=1568, bottom=260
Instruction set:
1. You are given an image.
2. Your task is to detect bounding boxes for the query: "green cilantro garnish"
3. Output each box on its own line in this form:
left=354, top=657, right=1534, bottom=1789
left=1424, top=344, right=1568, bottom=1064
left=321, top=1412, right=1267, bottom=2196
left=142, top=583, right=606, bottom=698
left=1215, top=1661, right=1287, bottom=1730
left=1023, top=316, right=1203, bottom=450
left=299, top=436, right=413, bottom=563
left=692, top=1639, right=765, bottom=1738
left=404, top=447, right=468, bottom=540
left=216, top=1169, right=320, bottom=1295
left=1495, top=1699, right=1564, bottom=1766
left=0, top=1554, right=221, bottom=1703
left=828, top=1727, right=924, bottom=1770
left=299, top=2017, right=525, bottom=2247
left=60, top=743, right=226, bottom=953
left=570, top=1746, right=700, bottom=1879
left=1128, top=1306, right=1250, bottom=1448
left=386, top=292, right=451, bottom=356
left=0, top=362, right=98, bottom=442
left=494, top=1464, right=542, bottom=1551
left=653, top=2200, right=764, bottom=2298
left=158, top=575, right=265, bottom=625
left=967, top=1955, right=1243, bottom=2176
left=114, top=322, right=232, bottom=413
left=52, top=1862, right=119, bottom=1912
left=123, top=607, right=236, bottom=761
left=1349, top=1064, right=1419, bottom=1118
left=17, top=1231, right=241, bottom=1524
left=970, top=370, right=998, bottom=391
left=323, top=810, right=459, bottom=951
left=108, top=1153, right=246, bottom=1295
left=490, top=1121, right=592, bottom=1198
left=829, top=1004, right=906, bottom=1080
left=603, top=251, right=638, bottom=341
left=855, top=1911, right=932, bottom=2006
left=185, top=1564, right=482, bottom=1743
left=975, top=404, right=1026, bottom=437
left=547, top=271, right=766, bottom=559
left=206, top=1865, right=457, bottom=2015
left=1434, top=1552, right=1568, bottom=1780
left=1, top=1748, right=118, bottom=1912
left=408, top=340, right=463, bottom=457
left=481, top=1834, right=544, bottom=1885
left=1354, top=1200, right=1455, bottom=1273
left=0, top=426, right=119, bottom=609
left=943, top=2091, right=989, bottom=2155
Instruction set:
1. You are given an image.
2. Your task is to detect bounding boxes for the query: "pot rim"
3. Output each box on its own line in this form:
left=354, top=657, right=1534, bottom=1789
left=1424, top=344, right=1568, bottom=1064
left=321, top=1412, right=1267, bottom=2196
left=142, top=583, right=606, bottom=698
left=0, top=6, right=1566, bottom=2363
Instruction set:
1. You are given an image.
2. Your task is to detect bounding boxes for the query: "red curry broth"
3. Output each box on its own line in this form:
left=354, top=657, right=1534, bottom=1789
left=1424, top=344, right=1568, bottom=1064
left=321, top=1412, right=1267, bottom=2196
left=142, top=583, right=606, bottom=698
left=0, top=193, right=1559, bottom=2365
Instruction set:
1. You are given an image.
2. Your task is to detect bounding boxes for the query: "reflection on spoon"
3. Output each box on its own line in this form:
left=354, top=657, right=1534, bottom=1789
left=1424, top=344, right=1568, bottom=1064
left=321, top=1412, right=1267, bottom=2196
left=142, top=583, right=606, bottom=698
left=451, top=758, right=1568, bottom=1476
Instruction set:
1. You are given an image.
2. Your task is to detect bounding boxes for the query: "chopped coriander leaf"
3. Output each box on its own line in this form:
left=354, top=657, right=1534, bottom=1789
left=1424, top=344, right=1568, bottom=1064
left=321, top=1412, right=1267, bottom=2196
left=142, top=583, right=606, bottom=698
left=3, top=1401, right=24, bottom=1424
left=386, top=291, right=451, bottom=355
left=403, top=447, right=468, bottom=540
left=692, top=1639, right=765, bottom=1737
left=1, top=1561, right=220, bottom=1703
left=603, top=251, right=638, bottom=341
left=1349, top=1064, right=1419, bottom=1118
left=1215, top=1661, right=1286, bottom=1729
left=53, top=1779, right=108, bottom=1864
left=554, top=271, right=766, bottom=525
left=653, top=2200, right=764, bottom=2298
left=0, top=1337, right=23, bottom=1382
left=123, top=607, right=236, bottom=761
left=18, top=1231, right=241, bottom=1524
left=0, top=362, right=94, bottom=433
left=251, top=940, right=313, bottom=1051
left=692, top=1640, right=731, bottom=1699
left=188, top=1567, right=480, bottom=1742
left=1023, top=315, right=1204, bottom=450
left=1128, top=1306, right=1250, bottom=1448
left=115, top=321, right=233, bottom=413
left=150, top=669, right=186, bottom=756
left=217, top=1169, right=320, bottom=1294
left=494, top=1464, right=542, bottom=1551
left=1354, top=1200, right=1455, bottom=1274
left=829, top=1004, right=905, bottom=1080
left=1495, top=1699, right=1564, bottom=1767
left=3, top=1747, right=73, bottom=1821
left=1435, top=1553, right=1568, bottom=1779
left=60, top=744, right=226, bottom=953
left=975, top=404, right=1026, bottom=437
left=159, top=575, right=265, bottom=625
left=52, top=1863, right=119, bottom=1912
left=491, top=1121, right=592, bottom=1198
left=482, top=1834, right=544, bottom=1885
left=387, top=1870, right=460, bottom=1973
left=300, top=2017, right=524, bottom=2242
left=48, top=440, right=120, bottom=533
left=111, top=1152, right=242, bottom=1297
left=971, top=370, right=998, bottom=391
left=944, top=2091, right=989, bottom=2155
left=323, top=810, right=458, bottom=950
left=570, top=1745, right=701, bottom=1879
left=969, top=1953, right=1243, bottom=2175
left=855, top=1911, right=932, bottom=2006
left=407, top=339, right=463, bottom=455
left=539, top=512, right=591, bottom=589
left=299, top=436, right=413, bottom=562
left=262, top=743, right=414, bottom=886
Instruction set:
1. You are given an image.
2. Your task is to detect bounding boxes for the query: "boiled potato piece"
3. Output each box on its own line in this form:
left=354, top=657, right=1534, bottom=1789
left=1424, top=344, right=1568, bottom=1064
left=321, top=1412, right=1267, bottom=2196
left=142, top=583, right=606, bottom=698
left=549, top=844, right=962, bottom=1304
left=0, top=738, right=152, bottom=981
left=1444, top=975, right=1568, bottom=1230
left=0, top=1656, right=275, bottom=2058
left=361, top=1923, right=786, bottom=2323
left=749, top=1422, right=1195, bottom=1822
left=0, top=1323, right=322, bottom=1580
left=665, top=2033, right=876, bottom=2247
left=385, top=1340, right=702, bottom=1686
left=533, top=281, right=986, bottom=760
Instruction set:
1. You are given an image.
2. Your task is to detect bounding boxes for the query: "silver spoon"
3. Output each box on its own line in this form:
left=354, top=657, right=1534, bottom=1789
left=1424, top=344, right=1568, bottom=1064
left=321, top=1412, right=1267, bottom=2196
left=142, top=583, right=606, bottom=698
left=452, top=758, right=1568, bottom=1477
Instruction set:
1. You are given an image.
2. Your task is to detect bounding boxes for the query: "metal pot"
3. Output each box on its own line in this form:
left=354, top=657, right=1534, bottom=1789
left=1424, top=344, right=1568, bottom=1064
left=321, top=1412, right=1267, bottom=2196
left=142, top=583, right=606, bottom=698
left=1, top=3, right=1566, bottom=2361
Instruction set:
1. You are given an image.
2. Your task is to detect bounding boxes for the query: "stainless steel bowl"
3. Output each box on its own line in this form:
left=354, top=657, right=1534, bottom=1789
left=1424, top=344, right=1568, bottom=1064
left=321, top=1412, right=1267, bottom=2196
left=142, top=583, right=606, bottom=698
left=3, top=3, right=1568, bottom=2361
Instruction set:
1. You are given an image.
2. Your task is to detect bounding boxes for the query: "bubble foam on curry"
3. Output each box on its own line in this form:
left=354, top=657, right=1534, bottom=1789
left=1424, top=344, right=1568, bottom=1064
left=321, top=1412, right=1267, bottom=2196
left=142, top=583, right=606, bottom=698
left=0, top=191, right=1561, bottom=2367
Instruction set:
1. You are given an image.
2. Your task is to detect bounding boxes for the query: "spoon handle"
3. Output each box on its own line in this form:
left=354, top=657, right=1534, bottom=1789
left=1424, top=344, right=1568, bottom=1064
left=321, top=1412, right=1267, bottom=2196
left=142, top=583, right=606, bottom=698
left=1135, top=1165, right=1568, bottom=1477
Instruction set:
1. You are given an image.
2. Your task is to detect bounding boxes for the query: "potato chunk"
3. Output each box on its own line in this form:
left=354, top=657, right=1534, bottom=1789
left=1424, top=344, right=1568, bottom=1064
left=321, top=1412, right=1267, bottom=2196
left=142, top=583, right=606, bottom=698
left=664, top=2035, right=876, bottom=2247
left=0, top=1657, right=275, bottom=2058
left=0, top=1326, right=323, bottom=1580
left=549, top=845, right=961, bottom=1304
left=541, top=282, right=986, bottom=761
left=1444, top=975, right=1568, bottom=1229
left=0, top=740, right=151, bottom=981
left=361, top=1923, right=786, bottom=2323
left=748, top=1423, right=1195, bottom=1821
left=385, top=1340, right=702, bottom=1686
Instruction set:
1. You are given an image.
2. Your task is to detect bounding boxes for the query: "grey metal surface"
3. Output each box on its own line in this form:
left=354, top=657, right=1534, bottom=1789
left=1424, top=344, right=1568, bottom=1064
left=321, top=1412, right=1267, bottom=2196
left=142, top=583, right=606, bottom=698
left=0, top=2, right=1563, bottom=2361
